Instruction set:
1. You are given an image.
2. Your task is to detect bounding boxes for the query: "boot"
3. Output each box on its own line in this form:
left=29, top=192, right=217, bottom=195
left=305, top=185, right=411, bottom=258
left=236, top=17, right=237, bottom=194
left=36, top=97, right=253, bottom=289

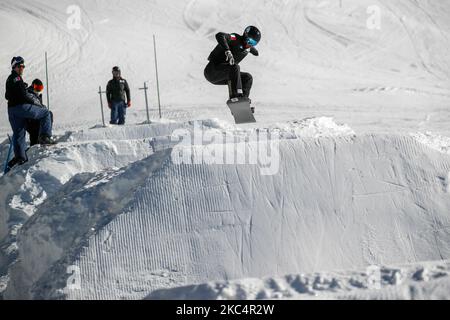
left=247, top=97, right=254, bottom=113
left=5, top=157, right=27, bottom=173
left=39, top=135, right=58, bottom=146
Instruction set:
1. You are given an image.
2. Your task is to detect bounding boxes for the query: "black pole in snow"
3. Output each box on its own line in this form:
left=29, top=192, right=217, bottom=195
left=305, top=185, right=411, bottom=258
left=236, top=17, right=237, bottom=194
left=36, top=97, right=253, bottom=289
left=139, top=82, right=150, bottom=124
left=98, top=86, right=106, bottom=127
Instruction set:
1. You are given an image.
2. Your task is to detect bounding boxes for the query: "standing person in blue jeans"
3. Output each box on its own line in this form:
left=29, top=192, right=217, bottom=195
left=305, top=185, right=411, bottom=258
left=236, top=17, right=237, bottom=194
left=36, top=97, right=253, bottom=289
left=5, top=57, right=56, bottom=170
left=106, top=66, right=131, bottom=125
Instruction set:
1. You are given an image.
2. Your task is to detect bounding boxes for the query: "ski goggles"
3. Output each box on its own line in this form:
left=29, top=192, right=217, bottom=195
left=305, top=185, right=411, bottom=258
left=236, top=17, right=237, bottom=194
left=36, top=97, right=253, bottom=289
left=33, top=84, right=44, bottom=92
left=18, top=64, right=25, bottom=69
left=246, top=37, right=259, bottom=47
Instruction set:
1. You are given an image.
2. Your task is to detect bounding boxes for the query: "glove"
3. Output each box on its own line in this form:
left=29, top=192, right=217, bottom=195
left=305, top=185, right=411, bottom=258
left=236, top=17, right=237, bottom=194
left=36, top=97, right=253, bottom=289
left=127, top=101, right=131, bottom=108
left=108, top=102, right=112, bottom=109
left=225, top=50, right=235, bottom=66
left=250, top=47, right=259, bottom=56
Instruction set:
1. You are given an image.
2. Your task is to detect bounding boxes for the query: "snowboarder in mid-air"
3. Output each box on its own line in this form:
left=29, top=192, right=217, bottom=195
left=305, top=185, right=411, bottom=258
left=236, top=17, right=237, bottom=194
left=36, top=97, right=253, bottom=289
left=204, top=26, right=261, bottom=115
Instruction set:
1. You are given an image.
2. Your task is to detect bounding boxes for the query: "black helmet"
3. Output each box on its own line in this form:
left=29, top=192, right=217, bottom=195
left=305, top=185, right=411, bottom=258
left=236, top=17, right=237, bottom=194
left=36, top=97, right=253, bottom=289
left=11, top=56, right=25, bottom=69
left=112, top=66, right=121, bottom=73
left=32, top=79, right=43, bottom=86
left=32, top=79, right=44, bottom=92
left=243, top=26, right=261, bottom=46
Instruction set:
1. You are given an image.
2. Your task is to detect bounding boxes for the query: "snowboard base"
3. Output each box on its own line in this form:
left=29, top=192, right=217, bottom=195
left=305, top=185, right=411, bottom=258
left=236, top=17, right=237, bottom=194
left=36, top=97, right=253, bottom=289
left=226, top=97, right=256, bottom=124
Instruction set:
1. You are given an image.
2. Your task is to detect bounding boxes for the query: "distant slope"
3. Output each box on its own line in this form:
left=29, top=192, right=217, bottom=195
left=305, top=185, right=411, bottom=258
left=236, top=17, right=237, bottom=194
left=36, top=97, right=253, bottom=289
left=0, top=0, right=449, bottom=134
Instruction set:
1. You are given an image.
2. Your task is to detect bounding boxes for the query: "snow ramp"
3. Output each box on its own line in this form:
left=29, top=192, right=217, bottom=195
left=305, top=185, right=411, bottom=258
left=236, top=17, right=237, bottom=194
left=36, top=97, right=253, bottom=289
left=3, top=119, right=450, bottom=299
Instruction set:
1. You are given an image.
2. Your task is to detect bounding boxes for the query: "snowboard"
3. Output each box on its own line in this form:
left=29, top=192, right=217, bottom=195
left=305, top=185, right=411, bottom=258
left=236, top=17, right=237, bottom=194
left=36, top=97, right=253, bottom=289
left=226, top=97, right=256, bottom=124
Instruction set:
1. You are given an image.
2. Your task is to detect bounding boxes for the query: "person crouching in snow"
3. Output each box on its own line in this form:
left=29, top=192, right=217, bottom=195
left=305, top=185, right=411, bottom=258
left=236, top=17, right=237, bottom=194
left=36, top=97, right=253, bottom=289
left=25, top=79, right=54, bottom=147
left=106, top=66, right=131, bottom=125
left=5, top=56, right=57, bottom=169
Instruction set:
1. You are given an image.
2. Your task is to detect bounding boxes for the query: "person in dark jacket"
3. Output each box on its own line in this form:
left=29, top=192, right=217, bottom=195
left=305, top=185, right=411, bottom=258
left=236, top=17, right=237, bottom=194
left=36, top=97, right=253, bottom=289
left=204, top=26, right=261, bottom=112
left=25, top=79, right=54, bottom=146
left=106, top=66, right=131, bottom=125
left=5, top=57, right=56, bottom=169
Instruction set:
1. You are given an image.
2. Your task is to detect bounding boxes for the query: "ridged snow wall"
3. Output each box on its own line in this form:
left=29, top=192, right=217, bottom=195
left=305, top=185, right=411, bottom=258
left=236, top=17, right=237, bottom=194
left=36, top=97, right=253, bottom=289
left=5, top=133, right=450, bottom=299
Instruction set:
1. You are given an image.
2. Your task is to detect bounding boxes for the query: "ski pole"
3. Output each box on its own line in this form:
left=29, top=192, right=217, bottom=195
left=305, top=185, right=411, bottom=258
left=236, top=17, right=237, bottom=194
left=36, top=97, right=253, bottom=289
left=3, top=134, right=13, bottom=175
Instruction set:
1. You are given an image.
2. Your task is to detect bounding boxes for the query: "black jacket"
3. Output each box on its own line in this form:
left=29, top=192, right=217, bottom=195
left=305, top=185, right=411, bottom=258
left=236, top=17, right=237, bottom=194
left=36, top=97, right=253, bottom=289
left=5, top=70, right=35, bottom=107
left=106, top=77, right=131, bottom=103
left=208, top=32, right=259, bottom=65
left=26, top=86, right=45, bottom=108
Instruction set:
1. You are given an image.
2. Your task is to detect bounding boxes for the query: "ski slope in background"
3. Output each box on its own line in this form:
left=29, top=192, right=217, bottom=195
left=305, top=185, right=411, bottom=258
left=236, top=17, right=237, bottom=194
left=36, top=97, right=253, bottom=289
left=1, top=0, right=450, bottom=300
left=0, top=0, right=450, bottom=135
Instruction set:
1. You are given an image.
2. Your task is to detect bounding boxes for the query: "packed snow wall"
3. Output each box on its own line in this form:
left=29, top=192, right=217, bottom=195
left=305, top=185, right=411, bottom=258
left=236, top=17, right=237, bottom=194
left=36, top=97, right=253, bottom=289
left=4, top=131, right=450, bottom=299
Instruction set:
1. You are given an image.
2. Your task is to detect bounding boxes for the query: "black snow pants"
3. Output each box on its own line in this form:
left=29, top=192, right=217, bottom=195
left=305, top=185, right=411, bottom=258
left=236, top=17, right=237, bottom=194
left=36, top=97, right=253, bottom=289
left=204, top=62, right=253, bottom=99
left=26, top=111, right=54, bottom=146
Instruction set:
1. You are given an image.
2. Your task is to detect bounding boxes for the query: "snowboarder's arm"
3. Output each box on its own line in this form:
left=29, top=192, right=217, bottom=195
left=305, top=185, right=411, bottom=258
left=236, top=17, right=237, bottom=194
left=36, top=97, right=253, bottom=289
left=26, top=86, right=44, bottom=107
left=250, top=47, right=259, bottom=56
left=124, top=80, right=131, bottom=103
left=106, top=81, right=112, bottom=103
left=215, top=32, right=232, bottom=51
left=25, top=91, right=43, bottom=107
left=16, top=79, right=35, bottom=105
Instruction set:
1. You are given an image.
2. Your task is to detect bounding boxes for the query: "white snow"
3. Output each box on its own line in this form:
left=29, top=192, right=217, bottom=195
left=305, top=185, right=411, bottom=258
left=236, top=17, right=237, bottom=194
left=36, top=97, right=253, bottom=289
left=1, top=0, right=450, bottom=300
left=3, top=120, right=450, bottom=299
left=412, top=132, right=450, bottom=155
left=147, top=260, right=450, bottom=300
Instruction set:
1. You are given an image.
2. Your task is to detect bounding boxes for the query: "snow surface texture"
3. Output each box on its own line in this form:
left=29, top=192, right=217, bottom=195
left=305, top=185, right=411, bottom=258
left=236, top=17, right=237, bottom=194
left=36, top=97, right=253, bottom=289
left=3, top=118, right=450, bottom=299
left=1, top=0, right=450, bottom=300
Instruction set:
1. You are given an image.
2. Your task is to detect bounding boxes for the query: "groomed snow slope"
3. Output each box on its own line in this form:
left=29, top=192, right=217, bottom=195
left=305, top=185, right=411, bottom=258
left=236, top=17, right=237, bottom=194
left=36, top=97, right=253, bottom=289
left=2, top=118, right=450, bottom=299
left=1, top=0, right=450, bottom=135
